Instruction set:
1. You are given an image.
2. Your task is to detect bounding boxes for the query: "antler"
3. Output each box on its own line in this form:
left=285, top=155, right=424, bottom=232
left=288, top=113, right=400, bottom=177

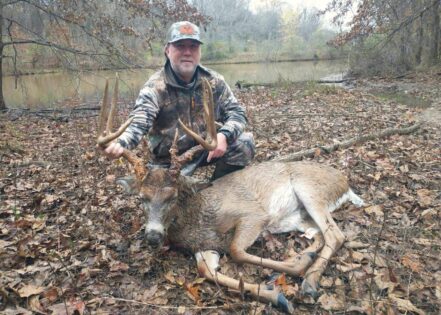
left=169, top=78, right=219, bottom=175
left=97, top=74, right=148, bottom=181
left=178, top=78, right=217, bottom=151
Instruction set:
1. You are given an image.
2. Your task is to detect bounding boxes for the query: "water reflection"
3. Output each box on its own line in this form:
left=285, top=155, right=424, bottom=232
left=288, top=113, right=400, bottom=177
left=4, top=60, right=346, bottom=109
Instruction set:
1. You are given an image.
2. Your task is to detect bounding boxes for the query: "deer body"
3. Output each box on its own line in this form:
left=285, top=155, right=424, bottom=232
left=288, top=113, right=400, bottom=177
left=168, top=161, right=359, bottom=252
left=139, top=160, right=363, bottom=313
left=98, top=77, right=364, bottom=313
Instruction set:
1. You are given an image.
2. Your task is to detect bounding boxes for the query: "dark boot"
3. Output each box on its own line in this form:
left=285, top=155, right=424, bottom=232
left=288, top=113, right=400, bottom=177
left=211, top=161, right=244, bottom=181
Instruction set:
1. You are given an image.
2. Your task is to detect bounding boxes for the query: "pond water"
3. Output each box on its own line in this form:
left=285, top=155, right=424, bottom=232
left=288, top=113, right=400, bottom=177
left=4, top=59, right=347, bottom=109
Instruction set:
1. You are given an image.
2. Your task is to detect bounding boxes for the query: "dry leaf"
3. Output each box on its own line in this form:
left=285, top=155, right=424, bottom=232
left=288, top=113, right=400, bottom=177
left=318, top=293, right=345, bottom=311
left=274, top=273, right=287, bottom=286
left=416, top=189, right=435, bottom=207
left=364, top=205, right=384, bottom=218
left=389, top=295, right=425, bottom=315
left=345, top=241, right=370, bottom=249
left=18, top=284, right=45, bottom=298
left=141, top=285, right=158, bottom=301
left=401, top=254, right=423, bottom=273
left=164, top=271, right=176, bottom=283
left=109, top=260, right=129, bottom=272
left=336, top=261, right=361, bottom=272
left=43, top=287, right=59, bottom=303
left=28, top=295, right=46, bottom=314
left=184, top=282, right=200, bottom=302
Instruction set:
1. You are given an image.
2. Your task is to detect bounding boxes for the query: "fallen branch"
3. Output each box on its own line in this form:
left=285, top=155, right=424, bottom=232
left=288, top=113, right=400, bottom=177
left=10, top=160, right=51, bottom=168
left=102, top=296, right=237, bottom=310
left=275, top=122, right=421, bottom=162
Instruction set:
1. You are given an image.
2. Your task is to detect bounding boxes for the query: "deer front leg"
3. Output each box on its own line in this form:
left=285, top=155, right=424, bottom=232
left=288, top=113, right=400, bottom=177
left=196, top=250, right=294, bottom=314
left=230, top=219, right=316, bottom=276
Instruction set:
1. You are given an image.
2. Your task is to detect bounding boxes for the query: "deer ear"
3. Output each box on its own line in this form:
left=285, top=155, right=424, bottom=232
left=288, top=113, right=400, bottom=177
left=116, top=176, right=139, bottom=194
left=181, top=176, right=212, bottom=193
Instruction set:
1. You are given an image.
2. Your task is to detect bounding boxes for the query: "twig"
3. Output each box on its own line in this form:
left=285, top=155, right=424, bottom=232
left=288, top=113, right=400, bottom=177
left=102, top=296, right=233, bottom=310
left=276, top=122, right=421, bottom=162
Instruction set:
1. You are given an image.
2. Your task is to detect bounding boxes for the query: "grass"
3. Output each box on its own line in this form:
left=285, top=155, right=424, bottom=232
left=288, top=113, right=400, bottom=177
left=376, top=91, right=432, bottom=108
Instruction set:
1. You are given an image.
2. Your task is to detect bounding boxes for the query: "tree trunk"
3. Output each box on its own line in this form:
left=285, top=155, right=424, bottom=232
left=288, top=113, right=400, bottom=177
left=422, top=0, right=440, bottom=66
left=0, top=2, right=6, bottom=111
left=432, top=0, right=440, bottom=63
left=415, top=12, right=424, bottom=65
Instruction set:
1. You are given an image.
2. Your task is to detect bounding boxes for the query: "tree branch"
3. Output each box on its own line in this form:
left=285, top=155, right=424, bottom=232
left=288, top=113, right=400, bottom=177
left=275, top=123, right=422, bottom=162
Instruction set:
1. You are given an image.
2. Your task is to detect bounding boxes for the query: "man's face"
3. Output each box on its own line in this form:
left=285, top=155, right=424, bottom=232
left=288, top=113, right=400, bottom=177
left=165, top=39, right=201, bottom=82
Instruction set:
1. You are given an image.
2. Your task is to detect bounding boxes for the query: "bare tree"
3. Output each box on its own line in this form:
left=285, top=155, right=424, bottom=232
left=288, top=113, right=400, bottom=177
left=297, top=7, right=321, bottom=42
left=0, top=0, right=206, bottom=111
left=324, top=0, right=440, bottom=74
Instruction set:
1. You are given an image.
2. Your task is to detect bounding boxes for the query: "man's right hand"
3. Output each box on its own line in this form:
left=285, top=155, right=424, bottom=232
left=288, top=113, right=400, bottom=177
left=102, top=142, right=124, bottom=159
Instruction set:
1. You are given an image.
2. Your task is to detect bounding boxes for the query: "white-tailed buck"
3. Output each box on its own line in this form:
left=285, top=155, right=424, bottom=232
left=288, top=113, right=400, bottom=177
left=97, top=76, right=364, bottom=313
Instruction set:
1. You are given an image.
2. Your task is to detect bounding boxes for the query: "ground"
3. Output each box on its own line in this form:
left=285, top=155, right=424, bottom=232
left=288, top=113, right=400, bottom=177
left=0, top=70, right=440, bottom=314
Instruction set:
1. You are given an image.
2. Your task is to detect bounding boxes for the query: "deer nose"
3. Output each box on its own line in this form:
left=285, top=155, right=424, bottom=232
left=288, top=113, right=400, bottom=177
left=146, top=230, right=164, bottom=248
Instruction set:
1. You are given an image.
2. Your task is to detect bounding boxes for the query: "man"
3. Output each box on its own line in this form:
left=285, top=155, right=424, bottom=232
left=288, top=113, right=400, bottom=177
left=104, top=21, right=255, bottom=179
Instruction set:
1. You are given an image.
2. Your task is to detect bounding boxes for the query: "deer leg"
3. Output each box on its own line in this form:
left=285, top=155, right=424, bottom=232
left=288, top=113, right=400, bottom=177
left=196, top=250, right=294, bottom=314
left=284, top=231, right=324, bottom=263
left=229, top=220, right=315, bottom=276
left=299, top=205, right=345, bottom=298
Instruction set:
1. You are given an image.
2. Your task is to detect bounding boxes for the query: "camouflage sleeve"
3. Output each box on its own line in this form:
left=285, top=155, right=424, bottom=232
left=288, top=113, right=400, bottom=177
left=117, top=85, right=160, bottom=150
left=216, top=80, right=247, bottom=144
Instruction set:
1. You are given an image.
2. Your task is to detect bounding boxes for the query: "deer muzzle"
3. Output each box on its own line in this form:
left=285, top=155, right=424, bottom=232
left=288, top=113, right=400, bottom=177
left=146, top=230, right=164, bottom=249
left=145, top=221, right=166, bottom=249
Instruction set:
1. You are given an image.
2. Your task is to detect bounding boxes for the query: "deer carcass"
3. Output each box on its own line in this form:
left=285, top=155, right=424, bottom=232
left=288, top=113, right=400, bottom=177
left=97, top=76, right=364, bottom=313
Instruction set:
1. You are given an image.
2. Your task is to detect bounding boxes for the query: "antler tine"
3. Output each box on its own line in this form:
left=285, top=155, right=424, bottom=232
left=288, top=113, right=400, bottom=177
left=169, top=129, right=181, bottom=178
left=122, top=150, right=147, bottom=181
left=98, top=79, right=110, bottom=135
left=178, top=78, right=217, bottom=151
left=97, top=74, right=148, bottom=182
left=169, top=128, right=206, bottom=178
left=97, top=74, right=134, bottom=146
left=106, top=73, right=119, bottom=133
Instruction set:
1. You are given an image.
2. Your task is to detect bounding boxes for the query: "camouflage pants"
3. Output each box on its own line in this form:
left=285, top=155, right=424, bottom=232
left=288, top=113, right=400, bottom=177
left=180, top=132, right=255, bottom=176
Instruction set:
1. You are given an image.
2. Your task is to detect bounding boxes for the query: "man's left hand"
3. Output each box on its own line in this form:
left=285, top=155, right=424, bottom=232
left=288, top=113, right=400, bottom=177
left=207, top=133, right=228, bottom=162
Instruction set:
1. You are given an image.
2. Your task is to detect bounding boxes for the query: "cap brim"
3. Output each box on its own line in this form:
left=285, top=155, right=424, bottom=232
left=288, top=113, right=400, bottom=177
left=168, top=37, right=203, bottom=44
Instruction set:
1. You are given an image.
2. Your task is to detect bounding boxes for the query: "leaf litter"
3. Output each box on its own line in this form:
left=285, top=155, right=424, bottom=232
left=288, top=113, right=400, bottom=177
left=0, top=73, right=440, bottom=314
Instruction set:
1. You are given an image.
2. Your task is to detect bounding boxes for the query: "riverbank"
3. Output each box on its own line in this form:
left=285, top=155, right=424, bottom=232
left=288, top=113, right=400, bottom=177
left=1, top=72, right=440, bottom=314
left=2, top=55, right=344, bottom=78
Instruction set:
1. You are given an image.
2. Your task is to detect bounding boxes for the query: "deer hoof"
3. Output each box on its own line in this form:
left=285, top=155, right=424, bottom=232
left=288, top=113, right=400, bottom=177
left=301, top=279, right=320, bottom=299
left=276, top=292, right=294, bottom=314
left=306, top=251, right=317, bottom=260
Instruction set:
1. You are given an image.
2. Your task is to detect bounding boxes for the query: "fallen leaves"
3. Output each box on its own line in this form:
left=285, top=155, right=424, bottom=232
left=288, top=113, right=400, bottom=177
left=17, top=285, right=45, bottom=298
left=1, top=74, right=440, bottom=314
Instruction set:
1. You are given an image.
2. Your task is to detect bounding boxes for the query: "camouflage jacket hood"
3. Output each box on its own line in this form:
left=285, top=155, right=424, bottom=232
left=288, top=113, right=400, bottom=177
left=117, top=61, right=248, bottom=163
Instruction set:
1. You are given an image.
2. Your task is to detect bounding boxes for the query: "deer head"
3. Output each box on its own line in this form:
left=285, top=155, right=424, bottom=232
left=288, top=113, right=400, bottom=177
left=97, top=75, right=217, bottom=249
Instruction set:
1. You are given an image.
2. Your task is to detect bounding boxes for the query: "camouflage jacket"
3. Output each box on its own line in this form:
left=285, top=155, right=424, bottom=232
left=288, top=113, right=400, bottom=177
left=117, top=61, right=248, bottom=163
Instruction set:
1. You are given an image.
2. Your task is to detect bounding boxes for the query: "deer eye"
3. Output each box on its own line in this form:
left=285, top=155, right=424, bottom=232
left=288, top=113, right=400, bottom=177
left=162, top=188, right=178, bottom=202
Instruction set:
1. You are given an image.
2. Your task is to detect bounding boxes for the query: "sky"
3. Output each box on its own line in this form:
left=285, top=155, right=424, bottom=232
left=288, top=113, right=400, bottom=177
left=250, top=0, right=331, bottom=12
left=250, top=0, right=351, bottom=30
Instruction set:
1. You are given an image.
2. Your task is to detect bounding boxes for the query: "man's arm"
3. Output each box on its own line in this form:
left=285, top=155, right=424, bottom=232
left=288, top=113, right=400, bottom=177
left=216, top=80, right=247, bottom=144
left=206, top=78, right=247, bottom=162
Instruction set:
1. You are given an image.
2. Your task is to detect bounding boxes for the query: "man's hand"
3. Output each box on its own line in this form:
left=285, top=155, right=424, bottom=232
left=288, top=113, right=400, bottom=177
left=207, top=133, right=228, bottom=162
left=102, top=142, right=124, bottom=159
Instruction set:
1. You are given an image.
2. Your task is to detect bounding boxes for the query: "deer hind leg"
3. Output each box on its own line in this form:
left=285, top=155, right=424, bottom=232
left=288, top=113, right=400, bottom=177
left=196, top=250, right=294, bottom=314
left=229, top=219, right=315, bottom=276
left=284, top=229, right=325, bottom=263
left=298, top=202, right=345, bottom=298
